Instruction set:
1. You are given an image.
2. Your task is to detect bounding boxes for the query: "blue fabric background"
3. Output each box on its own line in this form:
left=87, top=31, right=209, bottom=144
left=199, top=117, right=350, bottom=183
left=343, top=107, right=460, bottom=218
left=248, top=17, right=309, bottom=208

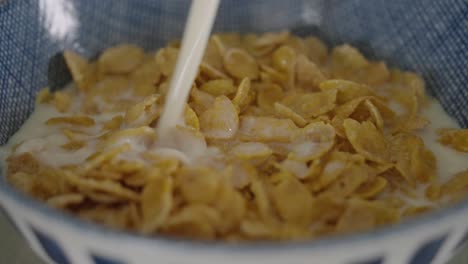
left=0, top=0, right=466, bottom=144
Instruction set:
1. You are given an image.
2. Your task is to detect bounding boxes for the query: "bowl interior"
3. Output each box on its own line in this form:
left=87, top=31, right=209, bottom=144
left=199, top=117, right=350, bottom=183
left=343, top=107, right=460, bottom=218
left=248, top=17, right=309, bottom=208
left=0, top=0, right=467, bottom=146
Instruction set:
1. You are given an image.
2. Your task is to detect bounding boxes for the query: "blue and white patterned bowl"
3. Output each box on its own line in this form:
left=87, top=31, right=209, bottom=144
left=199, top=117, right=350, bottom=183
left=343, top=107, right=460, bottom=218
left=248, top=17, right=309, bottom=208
left=0, top=1, right=467, bottom=264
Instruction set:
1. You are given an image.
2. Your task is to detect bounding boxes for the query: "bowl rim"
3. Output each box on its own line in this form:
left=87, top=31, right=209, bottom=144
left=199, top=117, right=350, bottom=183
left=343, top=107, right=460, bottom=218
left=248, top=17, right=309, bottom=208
left=1, top=171, right=467, bottom=252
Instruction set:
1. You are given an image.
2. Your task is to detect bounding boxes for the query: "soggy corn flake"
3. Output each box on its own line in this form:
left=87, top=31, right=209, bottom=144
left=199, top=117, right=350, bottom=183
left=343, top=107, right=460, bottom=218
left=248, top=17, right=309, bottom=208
left=200, top=95, right=239, bottom=139
left=239, top=116, right=298, bottom=142
left=5, top=32, right=468, bottom=242
left=290, top=122, right=335, bottom=161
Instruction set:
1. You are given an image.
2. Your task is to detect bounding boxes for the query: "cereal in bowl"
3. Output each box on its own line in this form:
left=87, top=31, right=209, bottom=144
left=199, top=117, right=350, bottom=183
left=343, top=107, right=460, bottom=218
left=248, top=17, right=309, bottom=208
left=2, top=32, right=467, bottom=241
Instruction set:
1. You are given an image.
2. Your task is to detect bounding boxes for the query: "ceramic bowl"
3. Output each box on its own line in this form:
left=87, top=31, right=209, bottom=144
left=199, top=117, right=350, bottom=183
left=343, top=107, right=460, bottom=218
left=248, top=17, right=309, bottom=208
left=0, top=1, right=467, bottom=264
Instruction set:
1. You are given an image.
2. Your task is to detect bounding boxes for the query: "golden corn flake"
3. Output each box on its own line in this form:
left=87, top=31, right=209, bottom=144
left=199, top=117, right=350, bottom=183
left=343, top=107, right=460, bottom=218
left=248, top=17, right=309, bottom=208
left=272, top=45, right=295, bottom=72
left=100, top=126, right=156, bottom=150
left=336, top=198, right=399, bottom=234
left=52, top=91, right=72, bottom=112
left=102, top=115, right=123, bottom=131
left=441, top=170, right=468, bottom=203
left=46, top=193, right=84, bottom=208
left=46, top=116, right=95, bottom=127
left=177, top=167, right=220, bottom=204
left=344, top=119, right=388, bottom=164
left=200, top=95, right=238, bottom=139
left=277, top=158, right=310, bottom=179
left=355, top=176, right=388, bottom=199
left=190, top=87, right=215, bottom=113
left=203, top=36, right=224, bottom=70
left=271, top=176, right=313, bottom=225
left=200, top=79, right=236, bottom=96
left=36, top=87, right=53, bottom=104
left=94, top=75, right=130, bottom=100
left=230, top=161, right=256, bottom=189
left=295, top=54, right=326, bottom=89
left=290, top=122, right=335, bottom=161
left=230, top=142, right=272, bottom=161
left=64, top=171, right=139, bottom=201
left=214, top=181, right=246, bottom=232
left=130, top=59, right=161, bottom=96
left=330, top=44, right=369, bottom=78
left=141, top=176, right=173, bottom=233
left=232, top=77, right=252, bottom=110
left=304, top=36, right=328, bottom=65
left=98, top=44, right=144, bottom=75
left=124, top=94, right=160, bottom=126
left=223, top=48, right=259, bottom=79
left=283, top=89, right=337, bottom=118
left=88, top=204, right=139, bottom=229
left=61, top=140, right=86, bottom=151
left=199, top=62, right=229, bottom=80
left=309, top=151, right=347, bottom=191
left=389, top=133, right=437, bottom=184
left=259, top=64, right=288, bottom=86
left=63, top=50, right=93, bottom=91
left=239, top=116, right=298, bottom=142
left=324, top=163, right=371, bottom=198
left=437, top=128, right=468, bottom=152
left=274, top=102, right=307, bottom=127
left=164, top=204, right=221, bottom=240
left=155, top=47, right=179, bottom=76
left=256, top=83, right=284, bottom=113
left=249, top=178, right=275, bottom=221
left=253, top=31, right=290, bottom=54
left=319, top=79, right=371, bottom=104
left=184, top=105, right=200, bottom=130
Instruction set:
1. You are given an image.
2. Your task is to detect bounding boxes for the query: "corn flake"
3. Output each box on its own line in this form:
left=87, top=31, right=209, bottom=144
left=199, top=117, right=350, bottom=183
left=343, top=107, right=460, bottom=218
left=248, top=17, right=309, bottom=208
left=223, top=48, right=259, bottom=80
left=141, top=176, right=173, bottom=233
left=344, top=119, right=388, bottom=164
left=177, top=167, right=220, bottom=204
left=46, top=116, right=95, bottom=127
left=290, top=122, right=335, bottom=161
left=200, top=79, right=236, bottom=96
left=437, top=128, right=468, bottom=152
left=239, top=116, right=298, bottom=142
left=271, top=176, right=313, bottom=225
left=98, top=44, right=144, bottom=74
left=200, top=95, right=239, bottom=139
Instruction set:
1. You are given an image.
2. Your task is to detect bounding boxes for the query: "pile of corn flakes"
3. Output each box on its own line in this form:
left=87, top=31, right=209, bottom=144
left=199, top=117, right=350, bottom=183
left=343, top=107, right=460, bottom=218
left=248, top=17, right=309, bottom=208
left=6, top=32, right=468, bottom=241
